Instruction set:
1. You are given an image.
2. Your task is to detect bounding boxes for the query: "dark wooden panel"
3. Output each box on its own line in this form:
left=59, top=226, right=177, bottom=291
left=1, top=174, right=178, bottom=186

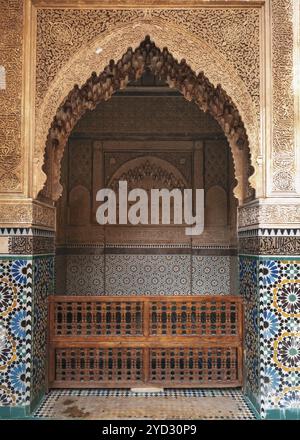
left=49, top=295, right=243, bottom=388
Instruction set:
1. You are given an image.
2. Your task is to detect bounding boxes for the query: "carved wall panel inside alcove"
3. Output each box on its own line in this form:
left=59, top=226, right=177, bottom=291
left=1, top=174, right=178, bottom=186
left=55, top=74, right=238, bottom=296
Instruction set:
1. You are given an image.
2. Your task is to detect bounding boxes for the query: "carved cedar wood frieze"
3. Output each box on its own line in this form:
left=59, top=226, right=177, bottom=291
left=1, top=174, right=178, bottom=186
left=41, top=36, right=252, bottom=203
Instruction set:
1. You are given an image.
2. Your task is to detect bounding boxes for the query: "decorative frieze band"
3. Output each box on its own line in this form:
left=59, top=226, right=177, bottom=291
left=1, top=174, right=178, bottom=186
left=0, top=227, right=55, bottom=255
left=239, top=228, right=300, bottom=237
left=56, top=245, right=237, bottom=256
left=0, top=201, right=56, bottom=229
left=0, top=227, right=55, bottom=236
left=8, top=236, right=55, bottom=255
left=239, top=236, right=300, bottom=256
left=238, top=203, right=300, bottom=230
left=238, top=228, right=300, bottom=255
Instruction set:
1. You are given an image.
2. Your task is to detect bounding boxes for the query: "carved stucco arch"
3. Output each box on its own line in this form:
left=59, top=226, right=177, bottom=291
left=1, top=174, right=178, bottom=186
left=35, top=23, right=259, bottom=203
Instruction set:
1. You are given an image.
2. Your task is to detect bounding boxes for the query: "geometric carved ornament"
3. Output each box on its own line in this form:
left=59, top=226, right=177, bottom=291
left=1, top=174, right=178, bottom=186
left=41, top=36, right=253, bottom=204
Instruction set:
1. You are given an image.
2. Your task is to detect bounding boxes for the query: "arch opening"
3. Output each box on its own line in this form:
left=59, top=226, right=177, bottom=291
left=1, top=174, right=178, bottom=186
left=39, top=36, right=254, bottom=205
left=52, top=65, right=242, bottom=389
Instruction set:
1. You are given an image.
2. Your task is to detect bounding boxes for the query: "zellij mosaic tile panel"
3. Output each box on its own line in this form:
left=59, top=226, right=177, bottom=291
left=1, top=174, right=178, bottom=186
left=0, top=256, right=54, bottom=410
left=259, top=259, right=300, bottom=413
left=0, top=259, right=32, bottom=407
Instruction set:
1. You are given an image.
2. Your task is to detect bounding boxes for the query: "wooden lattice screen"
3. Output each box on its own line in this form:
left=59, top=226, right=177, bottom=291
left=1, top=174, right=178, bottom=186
left=48, top=296, right=243, bottom=388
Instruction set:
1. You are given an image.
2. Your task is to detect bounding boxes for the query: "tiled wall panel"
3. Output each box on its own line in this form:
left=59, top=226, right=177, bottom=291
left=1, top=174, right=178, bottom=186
left=240, top=255, right=300, bottom=418
left=240, top=256, right=261, bottom=412
left=192, top=256, right=232, bottom=295
left=0, top=258, right=32, bottom=408
left=31, top=256, right=54, bottom=408
left=66, top=255, right=104, bottom=295
left=0, top=254, right=54, bottom=413
left=105, top=254, right=191, bottom=296
left=259, top=259, right=300, bottom=415
left=58, top=254, right=238, bottom=296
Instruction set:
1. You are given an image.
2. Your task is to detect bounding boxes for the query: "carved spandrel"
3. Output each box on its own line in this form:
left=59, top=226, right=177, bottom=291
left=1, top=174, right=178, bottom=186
left=36, top=7, right=260, bottom=112
left=34, top=20, right=259, bottom=202
left=41, top=36, right=250, bottom=203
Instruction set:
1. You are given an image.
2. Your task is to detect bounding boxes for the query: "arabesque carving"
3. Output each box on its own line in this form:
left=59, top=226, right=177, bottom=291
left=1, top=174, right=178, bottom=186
left=36, top=7, right=260, bottom=113
left=104, top=150, right=193, bottom=187
left=238, top=203, right=300, bottom=230
left=0, top=1, right=297, bottom=205
left=0, top=202, right=56, bottom=229
left=108, top=157, right=187, bottom=192
left=34, top=20, right=259, bottom=201
left=41, top=36, right=252, bottom=203
left=271, top=0, right=295, bottom=192
left=0, top=0, right=23, bottom=193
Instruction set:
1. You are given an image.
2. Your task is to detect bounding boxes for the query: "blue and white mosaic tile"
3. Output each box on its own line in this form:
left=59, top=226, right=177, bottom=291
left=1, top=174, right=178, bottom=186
left=0, top=258, right=32, bottom=407
left=31, top=256, right=54, bottom=405
left=258, top=259, right=300, bottom=414
left=0, top=255, right=54, bottom=410
left=240, top=256, right=300, bottom=417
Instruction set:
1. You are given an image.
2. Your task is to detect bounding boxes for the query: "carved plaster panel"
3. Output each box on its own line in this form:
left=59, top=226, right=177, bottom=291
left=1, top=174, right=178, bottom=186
left=34, top=19, right=259, bottom=200
left=271, top=0, right=296, bottom=193
left=238, top=203, right=300, bottom=230
left=104, top=151, right=193, bottom=187
left=108, top=156, right=187, bottom=192
left=0, top=1, right=297, bottom=221
left=0, top=202, right=56, bottom=229
left=0, top=0, right=23, bottom=193
left=36, top=8, right=260, bottom=111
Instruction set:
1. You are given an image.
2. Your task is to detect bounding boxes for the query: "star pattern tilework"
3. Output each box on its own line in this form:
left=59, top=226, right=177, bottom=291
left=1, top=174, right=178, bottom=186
left=258, top=259, right=300, bottom=414
left=240, top=256, right=300, bottom=417
left=0, top=258, right=32, bottom=407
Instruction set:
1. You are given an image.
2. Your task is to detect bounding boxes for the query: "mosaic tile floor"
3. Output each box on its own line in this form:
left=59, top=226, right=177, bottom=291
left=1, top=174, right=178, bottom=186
left=34, top=389, right=256, bottom=420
